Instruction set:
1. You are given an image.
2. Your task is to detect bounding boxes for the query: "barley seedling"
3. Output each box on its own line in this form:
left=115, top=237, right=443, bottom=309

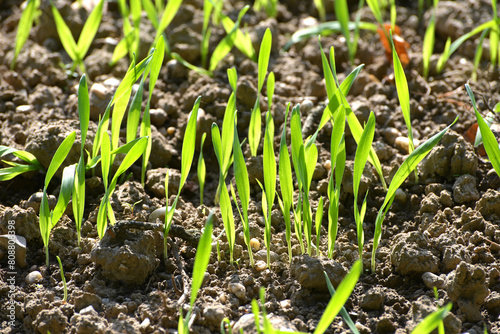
left=262, top=111, right=276, bottom=266
left=0, top=146, right=43, bottom=180
left=50, top=0, right=104, bottom=72
left=11, top=0, right=40, bottom=69
left=465, top=84, right=500, bottom=176
left=56, top=256, right=67, bottom=303
left=334, top=0, right=366, bottom=65
left=391, top=32, right=417, bottom=181
left=327, top=106, right=346, bottom=258
left=371, top=117, right=457, bottom=272
left=324, top=271, right=360, bottom=334
left=353, top=111, right=375, bottom=266
left=249, top=28, right=272, bottom=156
left=411, top=303, right=452, bottom=334
left=277, top=103, right=294, bottom=263
left=422, top=0, right=439, bottom=78
left=319, top=43, right=387, bottom=190
left=198, top=132, right=207, bottom=206
left=254, top=0, right=277, bottom=18
left=163, top=97, right=201, bottom=261
left=40, top=132, right=76, bottom=267
left=178, top=212, right=214, bottom=334
left=314, top=197, right=324, bottom=255
left=110, top=0, right=142, bottom=65
left=72, top=74, right=89, bottom=247
left=232, top=123, right=254, bottom=266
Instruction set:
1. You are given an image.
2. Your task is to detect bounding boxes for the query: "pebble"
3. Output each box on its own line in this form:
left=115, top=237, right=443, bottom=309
left=0, top=235, right=27, bottom=267
left=148, top=206, right=172, bottom=222
left=149, top=108, right=168, bottom=127
left=394, top=188, right=407, bottom=203
left=382, top=127, right=402, bottom=145
left=394, top=136, right=419, bottom=153
left=254, top=249, right=279, bottom=263
left=422, top=272, right=447, bottom=289
left=255, top=260, right=267, bottom=271
left=300, top=99, right=314, bottom=115
left=26, top=271, right=42, bottom=284
left=228, top=282, right=246, bottom=300
left=167, top=127, right=176, bottom=136
left=323, top=160, right=331, bottom=170
left=250, top=238, right=260, bottom=251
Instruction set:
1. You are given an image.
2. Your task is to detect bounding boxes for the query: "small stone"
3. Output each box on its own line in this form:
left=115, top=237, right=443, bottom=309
left=300, top=99, right=314, bottom=114
left=79, top=305, right=96, bottom=315
left=394, top=188, right=407, bottom=203
left=167, top=127, right=176, bottom=136
left=255, top=260, right=267, bottom=271
left=360, top=287, right=385, bottom=310
left=16, top=105, right=33, bottom=113
left=394, top=136, right=419, bottom=153
left=203, top=304, right=229, bottom=328
left=291, top=254, right=347, bottom=291
left=150, top=108, right=168, bottom=127
left=26, top=270, right=42, bottom=284
left=26, top=192, right=57, bottom=213
left=0, top=235, right=27, bottom=267
left=250, top=238, right=260, bottom=251
left=422, top=272, right=446, bottom=289
left=254, top=249, right=279, bottom=263
left=323, top=160, right=331, bottom=170
left=228, top=282, right=246, bottom=300
left=452, top=174, right=479, bottom=204
left=382, top=127, right=402, bottom=145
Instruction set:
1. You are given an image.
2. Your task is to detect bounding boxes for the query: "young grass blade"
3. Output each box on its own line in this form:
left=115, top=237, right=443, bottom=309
left=422, top=13, right=436, bottom=78
left=180, top=97, right=201, bottom=193
left=278, top=104, right=293, bottom=263
left=52, top=164, right=76, bottom=228
left=221, top=15, right=257, bottom=62
left=51, top=1, right=78, bottom=63
left=334, top=0, right=353, bottom=63
left=353, top=111, right=375, bottom=264
left=323, top=271, right=360, bottom=334
left=227, top=67, right=238, bottom=92
left=219, top=181, right=235, bottom=265
left=76, top=0, right=104, bottom=59
left=201, top=0, right=213, bottom=68
left=56, top=256, right=68, bottom=302
left=127, top=75, right=145, bottom=143
left=436, top=37, right=451, bottom=74
left=209, top=5, right=249, bottom=72
left=410, top=303, right=452, bottom=334
left=313, top=260, right=362, bottom=334
left=315, top=197, right=324, bottom=255
left=154, top=0, right=183, bottom=43
left=391, top=32, right=415, bottom=156
left=472, top=29, right=489, bottom=81
left=258, top=29, right=272, bottom=93
left=490, top=0, right=499, bottom=67
left=466, top=84, right=500, bottom=176
left=233, top=122, right=253, bottom=265
left=189, top=212, right=214, bottom=307
left=267, top=72, right=275, bottom=112
left=263, top=111, right=276, bottom=265
left=198, top=132, right=207, bottom=206
left=11, top=0, right=38, bottom=69
left=365, top=0, right=384, bottom=25
left=314, top=0, right=326, bottom=22
left=44, top=132, right=77, bottom=189
left=221, top=94, right=236, bottom=178
left=371, top=117, right=458, bottom=272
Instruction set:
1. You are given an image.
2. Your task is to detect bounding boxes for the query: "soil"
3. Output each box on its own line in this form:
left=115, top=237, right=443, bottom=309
left=1, top=0, right=500, bottom=333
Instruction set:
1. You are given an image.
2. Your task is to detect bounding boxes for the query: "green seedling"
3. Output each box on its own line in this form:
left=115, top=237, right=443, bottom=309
left=254, top=0, right=277, bottom=18
left=283, top=21, right=378, bottom=51
left=249, top=28, right=272, bottom=156
left=314, top=0, right=326, bottom=22
left=172, top=5, right=250, bottom=77
left=178, top=212, right=213, bottom=334
left=490, top=0, right=499, bottom=68
left=472, top=29, right=489, bottom=81
left=72, top=74, right=89, bottom=247
left=327, top=106, right=346, bottom=258
left=290, top=105, right=318, bottom=256
left=410, top=303, right=452, bottom=334
left=164, top=97, right=201, bottom=261
left=319, top=43, right=387, bottom=190
left=250, top=260, right=362, bottom=334
left=219, top=178, right=236, bottom=265
left=40, top=132, right=76, bottom=267
left=371, top=117, right=457, bottom=272
left=314, top=197, right=324, bottom=255
left=391, top=32, right=417, bottom=181
left=334, top=0, right=366, bottom=64
left=262, top=111, right=276, bottom=266
left=97, top=135, right=148, bottom=238
left=50, top=0, right=104, bottom=72
left=324, top=271, right=360, bottom=334
left=466, top=84, right=500, bottom=177
left=353, top=111, right=375, bottom=266
left=111, top=0, right=142, bottom=65
left=140, top=37, right=165, bottom=186
left=0, top=147, right=43, bottom=181
left=231, top=123, right=254, bottom=266
left=221, top=13, right=256, bottom=62
left=277, top=104, right=294, bottom=263
left=422, top=0, right=439, bottom=78
left=56, top=256, right=67, bottom=303
left=198, top=132, right=207, bottom=206
left=11, top=0, right=41, bottom=69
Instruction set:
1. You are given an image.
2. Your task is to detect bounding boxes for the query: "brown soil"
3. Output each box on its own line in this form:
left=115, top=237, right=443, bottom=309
left=1, top=0, right=500, bottom=333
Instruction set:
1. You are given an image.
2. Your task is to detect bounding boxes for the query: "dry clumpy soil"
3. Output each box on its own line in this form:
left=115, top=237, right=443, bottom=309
left=1, top=0, right=500, bottom=333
